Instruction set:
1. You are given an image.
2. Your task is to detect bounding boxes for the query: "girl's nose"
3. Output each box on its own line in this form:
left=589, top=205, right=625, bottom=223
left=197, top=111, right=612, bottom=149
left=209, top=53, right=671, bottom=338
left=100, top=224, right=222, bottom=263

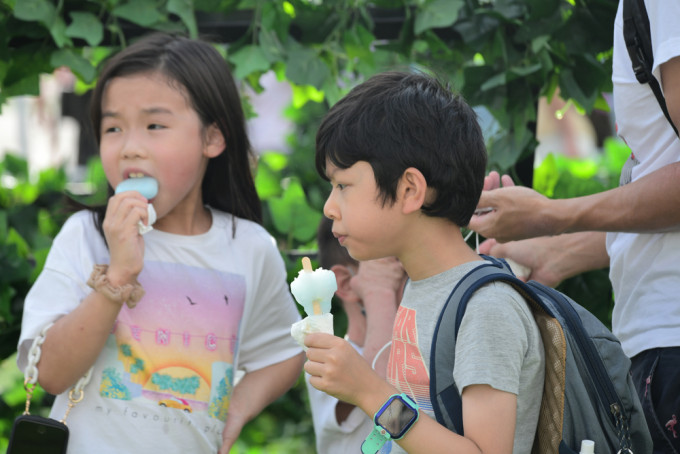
left=122, top=134, right=146, bottom=159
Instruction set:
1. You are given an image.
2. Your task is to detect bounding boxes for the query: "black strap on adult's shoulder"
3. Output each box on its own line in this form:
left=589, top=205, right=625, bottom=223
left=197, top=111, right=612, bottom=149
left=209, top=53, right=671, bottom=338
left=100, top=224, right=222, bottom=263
left=623, top=0, right=679, bottom=137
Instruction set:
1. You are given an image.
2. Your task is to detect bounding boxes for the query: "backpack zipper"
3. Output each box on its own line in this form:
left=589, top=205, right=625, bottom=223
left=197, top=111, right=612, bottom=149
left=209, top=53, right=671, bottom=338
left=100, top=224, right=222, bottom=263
left=532, top=284, right=626, bottom=428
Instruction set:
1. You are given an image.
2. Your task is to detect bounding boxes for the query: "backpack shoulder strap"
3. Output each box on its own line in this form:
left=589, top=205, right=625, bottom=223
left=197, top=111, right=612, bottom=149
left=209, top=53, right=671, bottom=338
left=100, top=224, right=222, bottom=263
left=623, top=0, right=679, bottom=136
left=430, top=256, right=525, bottom=434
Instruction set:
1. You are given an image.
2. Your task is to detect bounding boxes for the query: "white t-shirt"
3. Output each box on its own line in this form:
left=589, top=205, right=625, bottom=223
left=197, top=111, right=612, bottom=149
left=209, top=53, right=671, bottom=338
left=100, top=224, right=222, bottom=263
left=385, top=260, right=544, bottom=454
left=17, top=208, right=302, bottom=453
left=305, top=340, right=381, bottom=454
left=608, top=0, right=680, bottom=357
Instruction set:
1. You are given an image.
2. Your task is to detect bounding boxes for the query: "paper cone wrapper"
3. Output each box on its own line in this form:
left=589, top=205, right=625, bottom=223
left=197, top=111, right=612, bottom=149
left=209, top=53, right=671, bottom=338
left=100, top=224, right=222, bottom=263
left=291, top=313, right=334, bottom=350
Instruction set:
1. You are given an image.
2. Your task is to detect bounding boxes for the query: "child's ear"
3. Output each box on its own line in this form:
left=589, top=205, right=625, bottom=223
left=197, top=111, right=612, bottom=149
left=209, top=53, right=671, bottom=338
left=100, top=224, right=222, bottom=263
left=331, top=264, right=360, bottom=303
left=399, top=167, right=428, bottom=214
left=204, top=123, right=226, bottom=158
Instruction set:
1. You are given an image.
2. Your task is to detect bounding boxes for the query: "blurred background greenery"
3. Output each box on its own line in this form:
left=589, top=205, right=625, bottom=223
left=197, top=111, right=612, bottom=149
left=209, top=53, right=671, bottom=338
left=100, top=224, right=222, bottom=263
left=1, top=0, right=623, bottom=452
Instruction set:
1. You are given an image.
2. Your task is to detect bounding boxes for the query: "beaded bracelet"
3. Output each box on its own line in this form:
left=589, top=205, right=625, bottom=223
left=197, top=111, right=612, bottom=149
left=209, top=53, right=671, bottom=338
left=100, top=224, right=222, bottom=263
left=87, top=264, right=145, bottom=309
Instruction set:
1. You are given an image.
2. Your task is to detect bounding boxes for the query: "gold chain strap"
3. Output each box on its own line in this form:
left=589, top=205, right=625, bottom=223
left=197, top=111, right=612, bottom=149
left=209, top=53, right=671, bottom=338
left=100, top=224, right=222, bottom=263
left=23, top=323, right=94, bottom=425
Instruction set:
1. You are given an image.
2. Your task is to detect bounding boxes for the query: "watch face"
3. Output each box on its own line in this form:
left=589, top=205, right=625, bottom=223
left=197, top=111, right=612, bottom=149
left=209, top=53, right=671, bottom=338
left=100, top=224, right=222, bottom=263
left=376, top=396, right=418, bottom=438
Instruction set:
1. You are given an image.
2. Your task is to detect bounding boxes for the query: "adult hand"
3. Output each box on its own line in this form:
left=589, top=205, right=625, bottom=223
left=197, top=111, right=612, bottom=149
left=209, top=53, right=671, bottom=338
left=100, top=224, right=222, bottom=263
left=479, top=231, right=609, bottom=288
left=468, top=171, right=556, bottom=242
left=479, top=238, right=562, bottom=287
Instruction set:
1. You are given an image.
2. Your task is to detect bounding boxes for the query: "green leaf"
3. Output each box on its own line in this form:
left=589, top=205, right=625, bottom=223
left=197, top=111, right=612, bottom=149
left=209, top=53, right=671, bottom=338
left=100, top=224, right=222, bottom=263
left=3, top=154, right=29, bottom=180
left=255, top=164, right=282, bottom=201
left=414, top=0, right=464, bottom=35
left=66, top=12, right=104, bottom=47
left=0, top=211, right=7, bottom=241
left=113, top=0, right=164, bottom=27
left=168, top=0, right=198, bottom=38
left=6, top=228, right=29, bottom=259
left=268, top=179, right=322, bottom=243
left=282, top=1, right=295, bottom=18
left=50, top=49, right=96, bottom=83
left=12, top=0, right=55, bottom=23
left=284, top=48, right=330, bottom=89
left=49, top=16, right=72, bottom=48
left=227, top=45, right=271, bottom=81
left=260, top=152, right=289, bottom=172
left=259, top=28, right=285, bottom=62
left=290, top=83, right=324, bottom=108
left=533, top=153, right=559, bottom=197
left=480, top=72, right=506, bottom=91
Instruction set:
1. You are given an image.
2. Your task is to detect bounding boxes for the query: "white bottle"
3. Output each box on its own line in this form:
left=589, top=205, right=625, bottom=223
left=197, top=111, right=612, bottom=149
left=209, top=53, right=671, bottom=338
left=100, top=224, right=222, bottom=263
left=580, top=440, right=595, bottom=454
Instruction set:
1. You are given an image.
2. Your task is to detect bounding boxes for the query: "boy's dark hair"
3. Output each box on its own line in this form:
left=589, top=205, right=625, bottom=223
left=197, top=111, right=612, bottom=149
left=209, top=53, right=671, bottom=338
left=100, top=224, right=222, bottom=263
left=315, top=71, right=487, bottom=227
left=87, top=32, right=261, bottom=236
left=317, top=216, right=357, bottom=270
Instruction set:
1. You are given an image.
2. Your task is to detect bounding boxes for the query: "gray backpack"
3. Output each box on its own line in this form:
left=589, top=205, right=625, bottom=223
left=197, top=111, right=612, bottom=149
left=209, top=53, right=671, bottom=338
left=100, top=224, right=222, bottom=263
left=430, top=256, right=652, bottom=454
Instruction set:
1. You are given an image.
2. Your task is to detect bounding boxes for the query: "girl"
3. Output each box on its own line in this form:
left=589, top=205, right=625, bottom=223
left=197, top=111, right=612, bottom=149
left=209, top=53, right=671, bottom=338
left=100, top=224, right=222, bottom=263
left=17, top=33, right=304, bottom=454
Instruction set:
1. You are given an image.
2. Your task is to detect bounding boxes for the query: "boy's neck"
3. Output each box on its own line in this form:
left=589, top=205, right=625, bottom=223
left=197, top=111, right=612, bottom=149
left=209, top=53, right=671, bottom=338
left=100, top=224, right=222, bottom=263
left=398, top=217, right=482, bottom=281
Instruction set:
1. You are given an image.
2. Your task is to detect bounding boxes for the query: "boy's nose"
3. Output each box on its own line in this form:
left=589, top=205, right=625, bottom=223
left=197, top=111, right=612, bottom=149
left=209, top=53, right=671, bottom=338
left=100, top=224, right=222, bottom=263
left=323, top=196, right=338, bottom=220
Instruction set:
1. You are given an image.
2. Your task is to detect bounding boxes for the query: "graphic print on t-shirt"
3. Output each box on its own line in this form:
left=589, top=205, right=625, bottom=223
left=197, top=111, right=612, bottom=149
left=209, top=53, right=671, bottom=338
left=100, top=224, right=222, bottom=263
left=387, top=306, right=432, bottom=412
left=98, top=261, right=245, bottom=422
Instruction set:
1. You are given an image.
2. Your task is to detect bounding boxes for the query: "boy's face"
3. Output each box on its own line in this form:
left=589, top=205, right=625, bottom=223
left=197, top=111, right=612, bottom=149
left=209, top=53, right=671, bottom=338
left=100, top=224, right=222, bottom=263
left=323, top=160, right=403, bottom=261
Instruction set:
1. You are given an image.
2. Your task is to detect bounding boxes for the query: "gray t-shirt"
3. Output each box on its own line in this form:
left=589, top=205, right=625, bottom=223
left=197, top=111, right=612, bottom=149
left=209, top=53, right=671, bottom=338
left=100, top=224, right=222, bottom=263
left=385, top=260, right=544, bottom=453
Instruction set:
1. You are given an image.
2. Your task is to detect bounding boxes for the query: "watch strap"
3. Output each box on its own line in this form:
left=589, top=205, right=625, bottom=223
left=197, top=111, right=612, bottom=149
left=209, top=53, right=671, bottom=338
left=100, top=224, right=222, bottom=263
left=361, top=425, right=390, bottom=454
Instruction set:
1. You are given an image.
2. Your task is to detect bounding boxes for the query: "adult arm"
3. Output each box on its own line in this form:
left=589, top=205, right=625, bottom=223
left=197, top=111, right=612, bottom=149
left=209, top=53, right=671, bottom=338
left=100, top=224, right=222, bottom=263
left=219, top=353, right=305, bottom=454
left=479, top=232, right=609, bottom=287
left=469, top=164, right=680, bottom=242
left=469, top=59, right=680, bottom=243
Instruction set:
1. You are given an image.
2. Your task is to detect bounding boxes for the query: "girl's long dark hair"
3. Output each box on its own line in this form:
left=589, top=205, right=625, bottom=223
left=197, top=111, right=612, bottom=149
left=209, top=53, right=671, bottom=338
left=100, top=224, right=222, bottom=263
left=86, top=32, right=262, bottom=237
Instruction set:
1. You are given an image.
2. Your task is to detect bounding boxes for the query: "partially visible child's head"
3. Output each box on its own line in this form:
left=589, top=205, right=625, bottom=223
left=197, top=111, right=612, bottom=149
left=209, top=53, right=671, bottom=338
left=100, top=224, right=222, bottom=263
left=89, top=33, right=261, bottom=224
left=315, top=71, right=487, bottom=227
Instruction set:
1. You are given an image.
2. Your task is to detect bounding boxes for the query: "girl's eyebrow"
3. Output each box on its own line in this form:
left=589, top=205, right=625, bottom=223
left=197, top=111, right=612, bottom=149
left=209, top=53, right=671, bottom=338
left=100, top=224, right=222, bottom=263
left=101, top=107, right=173, bottom=118
left=143, top=107, right=173, bottom=115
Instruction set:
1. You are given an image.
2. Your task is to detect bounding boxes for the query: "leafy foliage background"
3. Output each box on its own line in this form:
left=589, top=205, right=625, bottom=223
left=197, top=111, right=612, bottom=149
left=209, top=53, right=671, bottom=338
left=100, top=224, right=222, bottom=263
left=0, top=0, right=621, bottom=452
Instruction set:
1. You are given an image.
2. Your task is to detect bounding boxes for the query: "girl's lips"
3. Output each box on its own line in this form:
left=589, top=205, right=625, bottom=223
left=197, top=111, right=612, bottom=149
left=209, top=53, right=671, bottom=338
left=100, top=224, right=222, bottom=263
left=333, top=233, right=347, bottom=244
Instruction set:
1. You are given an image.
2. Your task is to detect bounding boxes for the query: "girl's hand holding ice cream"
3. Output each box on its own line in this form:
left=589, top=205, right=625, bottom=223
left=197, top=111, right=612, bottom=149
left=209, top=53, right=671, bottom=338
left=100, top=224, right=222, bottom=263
left=115, top=176, right=158, bottom=234
left=290, top=257, right=337, bottom=349
left=104, top=176, right=158, bottom=283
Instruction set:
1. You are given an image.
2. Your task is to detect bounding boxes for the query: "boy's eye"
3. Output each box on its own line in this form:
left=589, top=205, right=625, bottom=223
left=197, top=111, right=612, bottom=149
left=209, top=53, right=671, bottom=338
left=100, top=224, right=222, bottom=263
left=148, top=124, right=165, bottom=130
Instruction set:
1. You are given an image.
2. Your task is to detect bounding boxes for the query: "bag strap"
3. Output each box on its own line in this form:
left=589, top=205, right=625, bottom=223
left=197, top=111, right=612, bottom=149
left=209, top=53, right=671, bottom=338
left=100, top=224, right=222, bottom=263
left=430, top=256, right=528, bottom=434
left=623, top=0, right=679, bottom=137
left=24, top=323, right=94, bottom=424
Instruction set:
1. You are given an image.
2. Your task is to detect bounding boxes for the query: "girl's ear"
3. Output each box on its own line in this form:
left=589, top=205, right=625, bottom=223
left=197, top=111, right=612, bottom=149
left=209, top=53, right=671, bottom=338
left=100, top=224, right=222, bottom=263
left=331, top=264, right=360, bottom=303
left=398, top=167, right=428, bottom=214
left=203, top=123, right=226, bottom=158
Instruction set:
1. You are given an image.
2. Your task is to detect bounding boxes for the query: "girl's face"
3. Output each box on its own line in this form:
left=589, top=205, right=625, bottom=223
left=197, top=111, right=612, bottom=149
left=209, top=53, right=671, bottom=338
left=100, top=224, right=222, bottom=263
left=99, top=72, right=223, bottom=232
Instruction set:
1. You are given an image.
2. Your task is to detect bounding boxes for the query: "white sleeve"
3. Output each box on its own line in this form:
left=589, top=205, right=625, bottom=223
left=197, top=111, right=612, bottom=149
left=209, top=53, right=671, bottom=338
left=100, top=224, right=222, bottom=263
left=234, top=229, right=303, bottom=372
left=646, top=1, right=680, bottom=79
left=304, top=343, right=373, bottom=454
left=16, top=212, right=105, bottom=373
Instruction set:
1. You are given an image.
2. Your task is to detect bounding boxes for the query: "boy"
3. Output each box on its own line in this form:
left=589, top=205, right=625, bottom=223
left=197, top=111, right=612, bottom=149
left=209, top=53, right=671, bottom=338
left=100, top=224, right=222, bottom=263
left=306, top=217, right=406, bottom=453
left=304, top=71, right=545, bottom=454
